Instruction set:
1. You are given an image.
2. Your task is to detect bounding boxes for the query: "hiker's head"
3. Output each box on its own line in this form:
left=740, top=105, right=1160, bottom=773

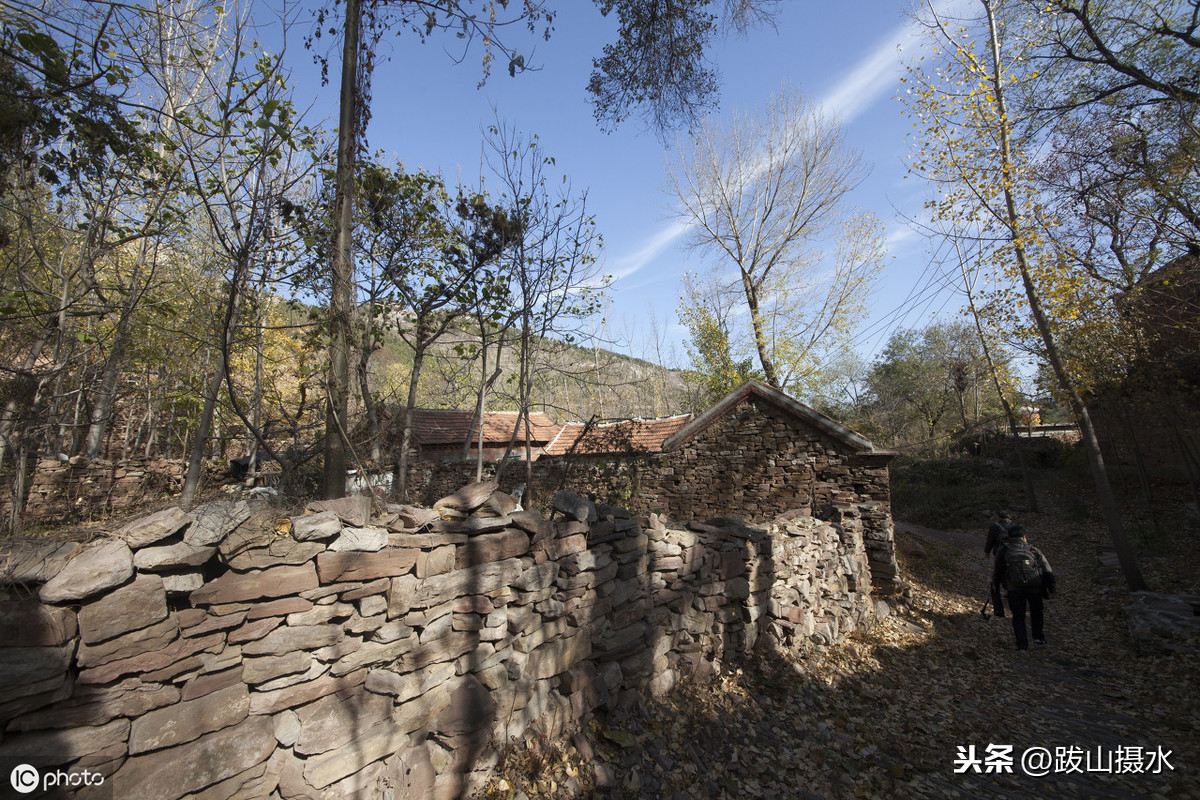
left=1006, top=524, right=1026, bottom=540
left=997, top=510, right=1011, bottom=521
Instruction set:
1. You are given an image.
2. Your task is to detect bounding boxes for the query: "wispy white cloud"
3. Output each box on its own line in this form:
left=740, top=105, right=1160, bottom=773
left=610, top=2, right=957, bottom=284
left=607, top=219, right=689, bottom=281
left=886, top=225, right=919, bottom=250
left=817, top=23, right=911, bottom=124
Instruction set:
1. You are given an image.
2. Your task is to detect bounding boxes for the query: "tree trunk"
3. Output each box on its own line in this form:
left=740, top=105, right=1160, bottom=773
left=0, top=331, right=52, bottom=470
left=323, top=0, right=362, bottom=499
left=180, top=359, right=225, bottom=511
left=357, top=324, right=381, bottom=463
left=8, top=445, right=30, bottom=537
left=982, top=0, right=1144, bottom=590
left=956, top=238, right=1038, bottom=512
left=245, top=297, right=265, bottom=486
left=470, top=335, right=488, bottom=481
left=396, top=345, right=426, bottom=503
left=84, top=262, right=148, bottom=458
left=740, top=271, right=779, bottom=387
left=181, top=266, right=246, bottom=509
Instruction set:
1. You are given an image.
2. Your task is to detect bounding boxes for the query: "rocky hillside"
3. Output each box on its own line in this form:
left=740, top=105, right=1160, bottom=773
left=368, top=311, right=696, bottom=422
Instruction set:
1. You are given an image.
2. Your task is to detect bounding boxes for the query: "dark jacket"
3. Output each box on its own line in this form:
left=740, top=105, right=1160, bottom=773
left=993, top=538, right=1056, bottom=596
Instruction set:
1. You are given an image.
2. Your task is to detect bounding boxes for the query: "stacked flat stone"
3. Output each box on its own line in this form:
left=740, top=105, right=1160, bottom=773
left=0, top=481, right=876, bottom=800
left=0, top=456, right=185, bottom=526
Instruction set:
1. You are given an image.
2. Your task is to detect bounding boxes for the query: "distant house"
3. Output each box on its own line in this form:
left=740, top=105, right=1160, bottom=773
left=407, top=409, right=562, bottom=462
left=412, top=381, right=899, bottom=588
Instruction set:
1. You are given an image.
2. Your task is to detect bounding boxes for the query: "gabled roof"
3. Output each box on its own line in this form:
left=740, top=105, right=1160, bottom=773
left=662, top=380, right=882, bottom=454
left=411, top=410, right=561, bottom=447
left=542, top=414, right=694, bottom=456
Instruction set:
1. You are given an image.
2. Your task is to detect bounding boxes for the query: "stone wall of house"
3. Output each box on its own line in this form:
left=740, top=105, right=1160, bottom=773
left=0, top=483, right=875, bottom=800
left=0, top=457, right=185, bottom=528
left=406, top=397, right=899, bottom=589
left=1091, top=392, right=1200, bottom=483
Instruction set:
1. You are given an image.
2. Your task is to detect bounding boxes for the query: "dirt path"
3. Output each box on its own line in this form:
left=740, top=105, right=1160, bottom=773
left=511, top=512, right=1200, bottom=800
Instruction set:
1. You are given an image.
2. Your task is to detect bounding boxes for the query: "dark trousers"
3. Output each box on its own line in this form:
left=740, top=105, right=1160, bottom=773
left=990, top=582, right=1005, bottom=617
left=1006, top=589, right=1044, bottom=650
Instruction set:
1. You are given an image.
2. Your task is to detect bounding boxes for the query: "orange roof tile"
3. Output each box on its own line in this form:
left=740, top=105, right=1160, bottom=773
left=411, top=410, right=561, bottom=447
left=542, top=414, right=693, bottom=456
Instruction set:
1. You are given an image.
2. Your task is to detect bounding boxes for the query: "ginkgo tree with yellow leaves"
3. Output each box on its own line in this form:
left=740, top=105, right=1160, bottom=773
left=902, top=0, right=1148, bottom=590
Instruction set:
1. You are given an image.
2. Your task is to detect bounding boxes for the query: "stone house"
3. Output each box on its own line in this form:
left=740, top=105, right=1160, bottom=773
left=412, top=381, right=899, bottom=588
left=1092, top=253, right=1200, bottom=482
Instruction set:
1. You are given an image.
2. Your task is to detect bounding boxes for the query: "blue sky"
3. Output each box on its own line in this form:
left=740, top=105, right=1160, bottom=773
left=279, top=1, right=961, bottom=372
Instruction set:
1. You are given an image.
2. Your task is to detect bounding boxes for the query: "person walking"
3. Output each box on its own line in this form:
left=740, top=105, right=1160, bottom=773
left=992, top=525, right=1055, bottom=652
left=984, top=510, right=1015, bottom=556
left=983, top=511, right=1016, bottom=617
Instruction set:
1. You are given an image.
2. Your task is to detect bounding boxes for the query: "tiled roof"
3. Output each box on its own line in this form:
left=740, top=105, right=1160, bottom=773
left=542, top=414, right=694, bottom=456
left=411, top=410, right=561, bottom=447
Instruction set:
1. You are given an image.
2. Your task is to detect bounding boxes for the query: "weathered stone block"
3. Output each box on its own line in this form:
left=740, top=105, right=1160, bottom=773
left=509, top=510, right=552, bottom=540
left=189, top=563, right=318, bottom=606
left=106, top=714, right=275, bottom=800
left=291, top=510, right=343, bottom=541
left=456, top=529, right=530, bottom=568
left=0, top=601, right=76, bottom=646
left=6, top=679, right=178, bottom=732
left=317, top=549, right=416, bottom=583
left=39, top=539, right=133, bottom=603
left=162, top=572, right=204, bottom=594
left=552, top=490, right=596, bottom=523
left=129, top=683, right=249, bottom=754
left=305, top=495, right=371, bottom=527
left=329, top=526, right=389, bottom=552
left=248, top=669, right=367, bottom=716
left=76, top=615, right=180, bottom=668
left=183, top=500, right=251, bottom=547
left=226, top=540, right=325, bottom=571
left=433, top=481, right=497, bottom=513
left=541, top=533, right=587, bottom=560
left=134, top=541, right=215, bottom=571
left=416, top=545, right=456, bottom=578
left=243, top=652, right=313, bottom=685
left=241, top=624, right=343, bottom=657
left=2, top=540, right=82, bottom=585
left=0, top=718, right=129, bottom=764
left=330, top=637, right=415, bottom=677
left=525, top=633, right=591, bottom=680
left=245, top=596, right=313, bottom=620
left=227, top=616, right=283, bottom=644
left=117, top=507, right=193, bottom=549
left=78, top=632, right=225, bottom=685
left=294, top=689, right=393, bottom=756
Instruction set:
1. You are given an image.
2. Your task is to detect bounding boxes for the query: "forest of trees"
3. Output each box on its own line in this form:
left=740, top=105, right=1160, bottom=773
left=2, top=0, right=1197, bottom=571
left=0, top=0, right=788, bottom=530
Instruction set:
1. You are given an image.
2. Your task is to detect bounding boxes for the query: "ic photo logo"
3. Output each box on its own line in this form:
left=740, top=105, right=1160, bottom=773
left=9, top=764, right=38, bottom=794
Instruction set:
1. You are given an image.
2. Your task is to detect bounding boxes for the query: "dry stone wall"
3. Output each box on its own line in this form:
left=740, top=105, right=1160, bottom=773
left=0, top=482, right=875, bottom=800
left=1, top=457, right=185, bottom=527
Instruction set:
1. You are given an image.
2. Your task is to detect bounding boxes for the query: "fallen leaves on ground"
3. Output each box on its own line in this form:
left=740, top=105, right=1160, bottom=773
left=477, top=491, right=1200, bottom=800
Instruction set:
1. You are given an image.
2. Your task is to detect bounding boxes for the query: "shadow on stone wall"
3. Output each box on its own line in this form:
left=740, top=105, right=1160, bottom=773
left=0, top=482, right=876, bottom=799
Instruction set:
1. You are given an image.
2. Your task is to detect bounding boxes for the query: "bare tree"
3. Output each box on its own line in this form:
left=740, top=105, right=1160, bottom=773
left=484, top=121, right=606, bottom=495
left=665, top=85, right=876, bottom=392
left=172, top=8, right=314, bottom=509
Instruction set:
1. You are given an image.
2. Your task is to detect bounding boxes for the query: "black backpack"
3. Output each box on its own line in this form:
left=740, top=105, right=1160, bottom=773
left=1004, top=539, right=1044, bottom=592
